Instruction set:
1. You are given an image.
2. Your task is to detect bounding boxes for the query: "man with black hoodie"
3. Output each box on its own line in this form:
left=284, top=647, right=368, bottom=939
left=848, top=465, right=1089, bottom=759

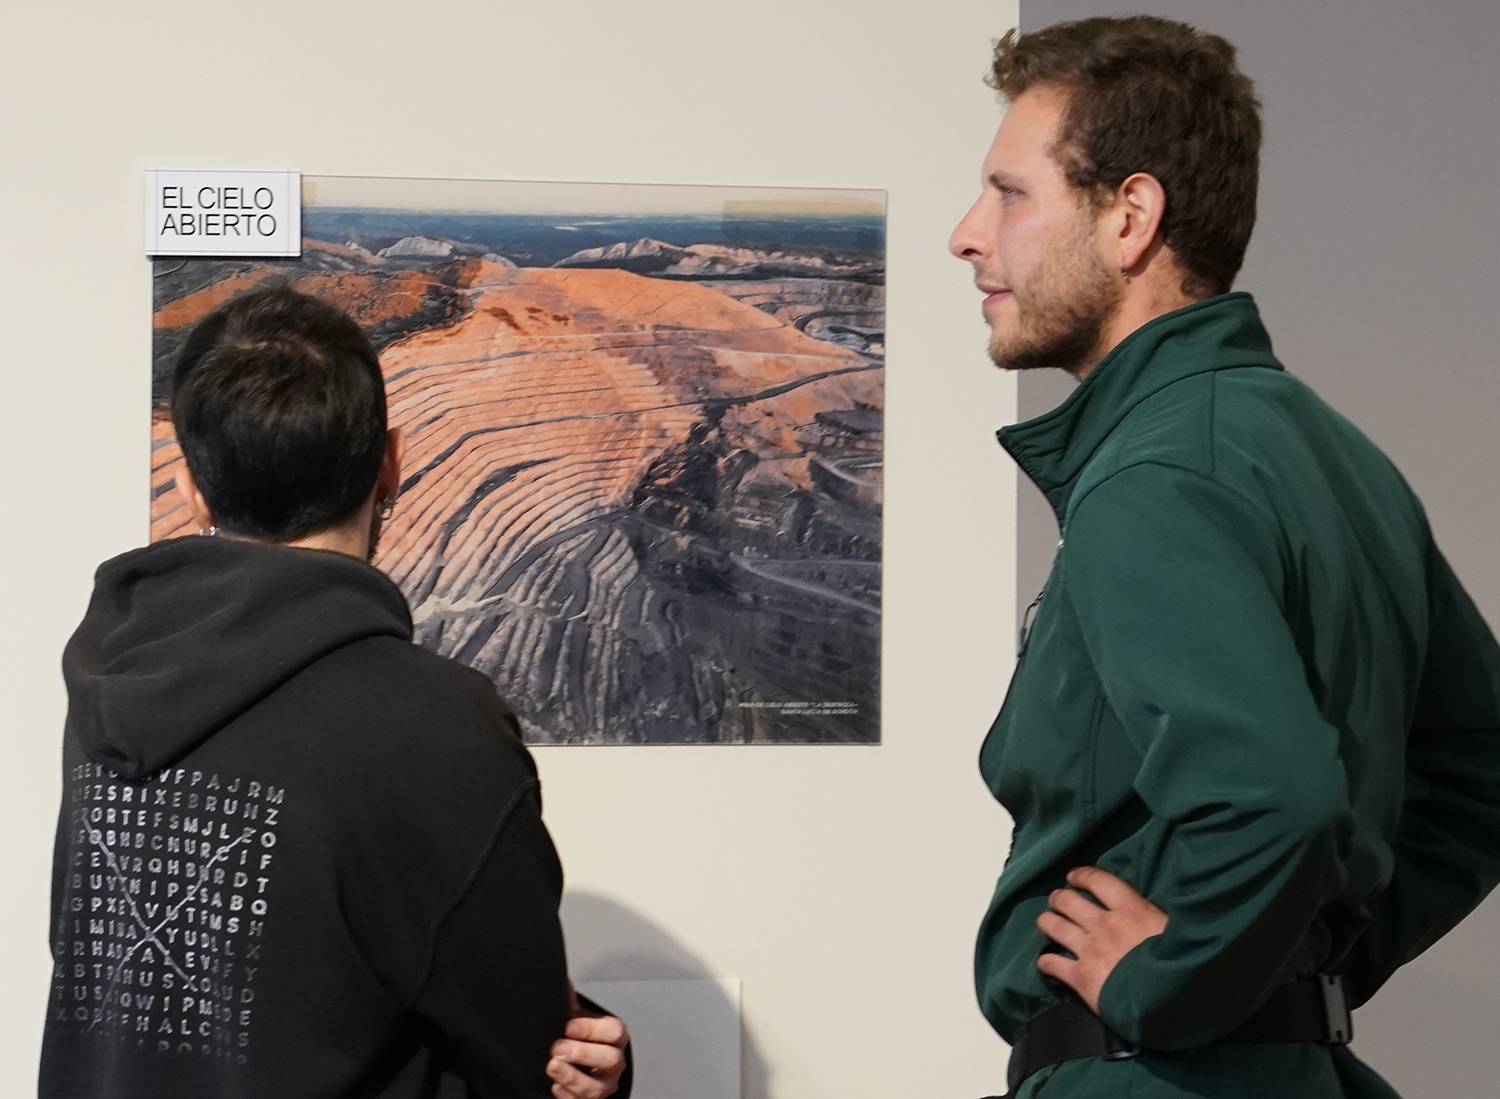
left=42, top=288, right=630, bottom=1099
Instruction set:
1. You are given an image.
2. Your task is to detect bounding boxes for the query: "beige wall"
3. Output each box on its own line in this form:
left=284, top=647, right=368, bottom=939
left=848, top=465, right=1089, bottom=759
left=0, top=2, right=1023, bottom=1096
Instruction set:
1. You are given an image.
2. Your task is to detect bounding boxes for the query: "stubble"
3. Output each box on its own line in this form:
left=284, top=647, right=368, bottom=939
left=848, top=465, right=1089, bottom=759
left=988, top=221, right=1122, bottom=377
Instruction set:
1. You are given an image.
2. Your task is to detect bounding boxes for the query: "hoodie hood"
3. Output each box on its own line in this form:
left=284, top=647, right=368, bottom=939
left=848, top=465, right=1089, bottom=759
left=63, top=536, right=413, bottom=779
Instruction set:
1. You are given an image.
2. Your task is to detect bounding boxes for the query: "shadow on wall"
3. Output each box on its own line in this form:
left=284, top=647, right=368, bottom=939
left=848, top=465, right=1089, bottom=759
left=561, top=892, right=770, bottom=1099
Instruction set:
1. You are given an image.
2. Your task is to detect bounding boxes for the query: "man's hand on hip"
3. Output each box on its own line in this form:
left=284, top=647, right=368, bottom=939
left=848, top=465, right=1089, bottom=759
left=547, top=983, right=630, bottom=1099
left=1035, top=866, right=1168, bottom=1013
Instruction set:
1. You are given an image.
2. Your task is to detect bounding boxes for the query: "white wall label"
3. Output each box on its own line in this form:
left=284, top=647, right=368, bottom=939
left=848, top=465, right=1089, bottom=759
left=145, top=169, right=301, bottom=257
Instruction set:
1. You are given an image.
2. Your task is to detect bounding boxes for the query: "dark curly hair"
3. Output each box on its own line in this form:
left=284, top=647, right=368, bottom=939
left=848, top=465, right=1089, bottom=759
left=990, top=16, right=1262, bottom=298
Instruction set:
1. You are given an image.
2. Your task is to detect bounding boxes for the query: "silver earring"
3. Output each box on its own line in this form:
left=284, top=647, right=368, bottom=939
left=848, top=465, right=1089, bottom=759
left=1119, top=261, right=1129, bottom=277
left=378, top=497, right=396, bottom=521
left=198, top=525, right=218, bottom=538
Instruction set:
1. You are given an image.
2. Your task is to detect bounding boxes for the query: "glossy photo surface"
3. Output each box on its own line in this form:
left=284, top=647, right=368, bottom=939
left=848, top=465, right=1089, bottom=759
left=151, top=176, right=885, bottom=744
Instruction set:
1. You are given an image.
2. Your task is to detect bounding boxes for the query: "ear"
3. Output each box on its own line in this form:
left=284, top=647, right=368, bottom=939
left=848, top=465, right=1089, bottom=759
left=1110, top=172, right=1168, bottom=274
left=375, top=428, right=405, bottom=504
left=174, top=464, right=216, bottom=533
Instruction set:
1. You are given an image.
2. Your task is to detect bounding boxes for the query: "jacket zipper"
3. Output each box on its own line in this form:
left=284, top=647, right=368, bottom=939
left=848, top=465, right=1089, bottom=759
left=1017, top=538, right=1064, bottom=658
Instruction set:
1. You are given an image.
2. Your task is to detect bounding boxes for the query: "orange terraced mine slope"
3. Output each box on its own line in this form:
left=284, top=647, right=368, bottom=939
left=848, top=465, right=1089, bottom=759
left=151, top=242, right=883, bottom=744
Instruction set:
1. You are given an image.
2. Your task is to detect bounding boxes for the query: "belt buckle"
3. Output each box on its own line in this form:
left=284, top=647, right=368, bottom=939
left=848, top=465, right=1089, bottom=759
left=1318, top=974, right=1353, bottom=1045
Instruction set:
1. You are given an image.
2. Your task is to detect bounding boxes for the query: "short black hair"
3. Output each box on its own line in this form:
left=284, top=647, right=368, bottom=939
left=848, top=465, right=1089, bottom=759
left=171, top=286, right=388, bottom=542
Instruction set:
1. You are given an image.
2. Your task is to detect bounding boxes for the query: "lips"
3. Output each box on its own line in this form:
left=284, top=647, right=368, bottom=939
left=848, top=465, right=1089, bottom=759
left=980, top=286, right=1013, bottom=308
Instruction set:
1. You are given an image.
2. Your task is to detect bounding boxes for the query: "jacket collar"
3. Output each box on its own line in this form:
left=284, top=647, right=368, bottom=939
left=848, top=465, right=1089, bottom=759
left=998, top=291, right=1281, bottom=523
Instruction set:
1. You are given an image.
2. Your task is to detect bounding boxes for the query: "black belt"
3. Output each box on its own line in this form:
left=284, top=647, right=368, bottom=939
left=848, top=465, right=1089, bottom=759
left=988, top=974, right=1353, bottom=1098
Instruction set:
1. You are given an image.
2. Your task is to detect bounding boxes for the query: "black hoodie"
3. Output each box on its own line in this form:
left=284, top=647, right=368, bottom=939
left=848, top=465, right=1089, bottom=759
left=41, top=537, right=571, bottom=1099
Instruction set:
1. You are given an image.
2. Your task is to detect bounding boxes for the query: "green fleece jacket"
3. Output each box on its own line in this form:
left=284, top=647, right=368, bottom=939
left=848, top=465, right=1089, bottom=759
left=978, top=293, right=1500, bottom=1097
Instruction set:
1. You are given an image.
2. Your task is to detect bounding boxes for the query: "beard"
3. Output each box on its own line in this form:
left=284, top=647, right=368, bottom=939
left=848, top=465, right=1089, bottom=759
left=987, top=226, right=1122, bottom=376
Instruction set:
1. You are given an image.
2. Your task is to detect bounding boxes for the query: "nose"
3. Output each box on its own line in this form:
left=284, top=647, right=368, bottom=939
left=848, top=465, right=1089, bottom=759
left=949, top=197, right=987, bottom=262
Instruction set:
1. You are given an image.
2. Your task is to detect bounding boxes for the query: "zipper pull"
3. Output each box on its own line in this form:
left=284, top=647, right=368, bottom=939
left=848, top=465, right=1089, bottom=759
left=1017, top=586, right=1045, bottom=657
left=1017, top=540, right=1064, bottom=658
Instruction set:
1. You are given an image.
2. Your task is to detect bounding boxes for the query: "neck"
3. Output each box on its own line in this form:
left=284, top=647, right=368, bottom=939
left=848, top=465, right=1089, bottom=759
left=1072, top=260, right=1202, bottom=381
left=282, top=497, right=377, bottom=560
left=284, top=525, right=370, bottom=559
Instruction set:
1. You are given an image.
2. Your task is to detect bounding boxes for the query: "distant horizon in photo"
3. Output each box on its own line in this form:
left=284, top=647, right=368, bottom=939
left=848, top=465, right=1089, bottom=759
left=150, top=176, right=885, bottom=746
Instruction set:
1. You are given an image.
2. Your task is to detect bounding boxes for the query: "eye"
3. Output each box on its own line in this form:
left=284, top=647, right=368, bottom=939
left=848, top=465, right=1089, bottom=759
left=999, top=186, right=1020, bottom=200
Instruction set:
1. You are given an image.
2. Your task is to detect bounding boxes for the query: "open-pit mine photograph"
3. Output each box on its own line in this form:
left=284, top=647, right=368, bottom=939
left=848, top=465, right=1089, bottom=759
left=150, top=176, right=885, bottom=744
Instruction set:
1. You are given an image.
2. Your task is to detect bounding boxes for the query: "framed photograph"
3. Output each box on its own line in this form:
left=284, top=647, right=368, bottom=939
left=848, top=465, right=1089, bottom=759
left=151, top=176, right=885, bottom=744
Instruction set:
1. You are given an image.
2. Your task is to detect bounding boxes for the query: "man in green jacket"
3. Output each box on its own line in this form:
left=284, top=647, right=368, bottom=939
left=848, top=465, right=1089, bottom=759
left=949, top=17, right=1500, bottom=1099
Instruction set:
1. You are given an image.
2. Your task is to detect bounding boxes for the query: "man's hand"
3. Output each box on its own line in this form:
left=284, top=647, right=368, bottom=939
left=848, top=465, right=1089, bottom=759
left=547, top=983, right=629, bottom=1099
left=1035, top=866, right=1167, bottom=1013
